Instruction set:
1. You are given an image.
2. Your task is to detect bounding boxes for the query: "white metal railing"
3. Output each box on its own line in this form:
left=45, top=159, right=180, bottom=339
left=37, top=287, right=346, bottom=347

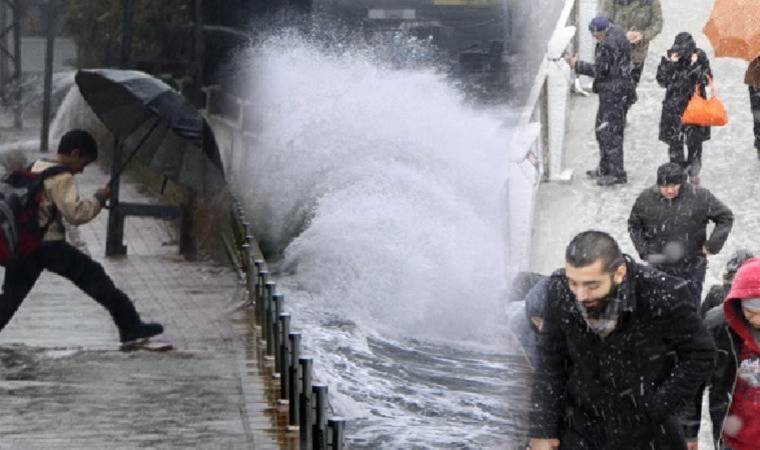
left=505, top=0, right=596, bottom=274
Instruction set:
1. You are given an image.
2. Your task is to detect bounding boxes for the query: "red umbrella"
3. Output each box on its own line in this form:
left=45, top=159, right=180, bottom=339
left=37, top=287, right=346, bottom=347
left=704, top=0, right=760, bottom=60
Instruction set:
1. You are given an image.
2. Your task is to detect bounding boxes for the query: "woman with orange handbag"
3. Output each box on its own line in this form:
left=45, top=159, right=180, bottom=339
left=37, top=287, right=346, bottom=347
left=656, top=32, right=712, bottom=185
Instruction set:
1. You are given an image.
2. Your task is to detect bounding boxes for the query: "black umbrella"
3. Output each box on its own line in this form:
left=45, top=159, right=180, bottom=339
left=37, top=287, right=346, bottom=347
left=74, top=69, right=225, bottom=194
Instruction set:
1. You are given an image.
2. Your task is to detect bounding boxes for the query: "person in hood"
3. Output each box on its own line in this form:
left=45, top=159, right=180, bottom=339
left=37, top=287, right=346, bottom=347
left=628, top=162, right=733, bottom=303
left=691, top=258, right=760, bottom=450
left=566, top=16, right=636, bottom=186
left=528, top=230, right=715, bottom=450
left=656, top=32, right=713, bottom=185
left=507, top=274, right=548, bottom=370
left=599, top=0, right=663, bottom=88
left=0, top=130, right=164, bottom=346
left=701, top=249, right=755, bottom=318
left=746, top=56, right=760, bottom=159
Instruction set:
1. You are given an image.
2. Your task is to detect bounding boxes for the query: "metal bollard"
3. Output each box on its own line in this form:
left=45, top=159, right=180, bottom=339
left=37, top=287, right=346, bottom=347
left=278, top=313, right=291, bottom=402
left=299, top=357, right=314, bottom=447
left=288, top=333, right=302, bottom=429
left=271, top=293, right=284, bottom=373
left=312, top=384, right=328, bottom=450
left=327, top=417, right=345, bottom=450
left=264, top=281, right=276, bottom=354
left=255, top=270, right=269, bottom=326
left=240, top=243, right=250, bottom=273
left=244, top=254, right=255, bottom=305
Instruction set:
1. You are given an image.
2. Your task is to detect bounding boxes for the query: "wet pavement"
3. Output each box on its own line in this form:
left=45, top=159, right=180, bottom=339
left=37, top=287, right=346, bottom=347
left=0, top=125, right=292, bottom=448
left=530, top=1, right=753, bottom=447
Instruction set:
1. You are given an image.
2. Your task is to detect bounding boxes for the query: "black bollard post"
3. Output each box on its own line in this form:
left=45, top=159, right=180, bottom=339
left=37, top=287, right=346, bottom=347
left=327, top=417, right=345, bottom=450
left=312, top=384, right=328, bottom=450
left=299, top=357, right=314, bottom=447
left=264, top=281, right=276, bottom=354
left=240, top=242, right=250, bottom=273
left=256, top=270, right=269, bottom=326
left=244, top=252, right=255, bottom=305
left=278, top=313, right=291, bottom=402
left=288, top=333, right=301, bottom=429
left=272, top=293, right=284, bottom=374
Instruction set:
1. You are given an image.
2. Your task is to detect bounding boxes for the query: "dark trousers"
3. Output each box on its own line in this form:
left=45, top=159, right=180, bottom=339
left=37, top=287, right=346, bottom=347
left=750, top=85, right=760, bottom=149
left=657, top=258, right=708, bottom=304
left=560, top=420, right=687, bottom=450
left=596, top=92, right=627, bottom=178
left=631, top=62, right=644, bottom=86
left=668, top=140, right=703, bottom=177
left=0, top=240, right=141, bottom=334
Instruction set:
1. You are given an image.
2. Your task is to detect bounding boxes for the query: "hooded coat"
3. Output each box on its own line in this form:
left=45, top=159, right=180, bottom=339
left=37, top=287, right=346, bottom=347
left=627, top=182, right=733, bottom=271
left=694, top=258, right=760, bottom=450
left=656, top=32, right=712, bottom=146
left=530, top=257, right=716, bottom=447
left=599, top=0, right=663, bottom=65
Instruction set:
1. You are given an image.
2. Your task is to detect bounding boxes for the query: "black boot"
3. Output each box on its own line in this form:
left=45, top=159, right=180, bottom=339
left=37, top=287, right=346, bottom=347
left=586, top=168, right=601, bottom=178
left=596, top=173, right=627, bottom=186
left=119, top=322, right=164, bottom=343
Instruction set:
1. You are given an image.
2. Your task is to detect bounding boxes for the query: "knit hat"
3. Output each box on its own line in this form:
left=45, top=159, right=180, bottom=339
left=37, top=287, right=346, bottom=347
left=656, top=162, right=686, bottom=186
left=588, top=16, right=610, bottom=33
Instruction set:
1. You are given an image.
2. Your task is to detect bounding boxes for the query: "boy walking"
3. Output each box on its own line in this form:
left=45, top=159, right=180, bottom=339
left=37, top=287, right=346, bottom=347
left=0, top=130, right=163, bottom=345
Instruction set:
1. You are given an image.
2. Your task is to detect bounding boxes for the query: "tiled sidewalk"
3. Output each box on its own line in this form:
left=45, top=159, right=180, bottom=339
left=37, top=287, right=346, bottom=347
left=0, top=126, right=292, bottom=448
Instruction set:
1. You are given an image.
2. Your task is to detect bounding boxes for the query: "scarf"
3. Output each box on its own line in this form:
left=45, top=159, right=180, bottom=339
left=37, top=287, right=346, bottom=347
left=577, top=293, right=622, bottom=339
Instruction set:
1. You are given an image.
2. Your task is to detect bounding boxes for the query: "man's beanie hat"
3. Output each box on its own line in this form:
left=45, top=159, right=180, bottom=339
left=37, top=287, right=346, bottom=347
left=589, top=16, right=610, bottom=33
left=656, top=162, right=686, bottom=186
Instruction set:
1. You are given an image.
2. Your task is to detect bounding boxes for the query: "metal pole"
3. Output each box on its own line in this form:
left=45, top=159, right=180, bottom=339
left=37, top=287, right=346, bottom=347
left=0, top=1, right=7, bottom=100
left=288, top=333, right=301, bottom=429
left=12, top=0, right=21, bottom=128
left=264, top=281, right=276, bottom=353
left=106, top=136, right=127, bottom=256
left=192, top=0, right=204, bottom=105
left=327, top=417, right=345, bottom=450
left=272, top=293, right=284, bottom=374
left=312, top=384, right=328, bottom=450
left=40, top=0, right=56, bottom=152
left=256, top=270, right=269, bottom=326
left=299, top=357, right=314, bottom=447
left=278, top=313, right=291, bottom=402
left=120, top=0, right=133, bottom=69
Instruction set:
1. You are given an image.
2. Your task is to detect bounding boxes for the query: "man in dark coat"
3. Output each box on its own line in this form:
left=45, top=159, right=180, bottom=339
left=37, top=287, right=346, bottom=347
left=700, top=249, right=754, bottom=318
left=528, top=231, right=716, bottom=450
left=691, top=258, right=760, bottom=450
left=628, top=162, right=734, bottom=303
left=566, top=16, right=636, bottom=186
left=656, top=32, right=712, bottom=185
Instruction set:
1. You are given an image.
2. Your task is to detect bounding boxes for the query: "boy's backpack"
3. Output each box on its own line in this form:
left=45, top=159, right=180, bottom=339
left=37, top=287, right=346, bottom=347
left=0, top=165, right=70, bottom=266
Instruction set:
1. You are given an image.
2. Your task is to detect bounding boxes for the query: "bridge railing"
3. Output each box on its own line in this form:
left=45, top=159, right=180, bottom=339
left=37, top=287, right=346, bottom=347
left=201, top=85, right=346, bottom=450
left=506, top=0, right=594, bottom=273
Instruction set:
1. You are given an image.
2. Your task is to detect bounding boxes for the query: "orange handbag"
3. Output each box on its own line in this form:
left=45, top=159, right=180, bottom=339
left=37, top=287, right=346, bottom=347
left=681, top=75, right=728, bottom=126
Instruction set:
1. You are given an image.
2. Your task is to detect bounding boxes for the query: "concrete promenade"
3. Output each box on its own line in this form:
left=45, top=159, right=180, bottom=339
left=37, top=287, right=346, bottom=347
left=530, top=0, right=757, bottom=446
left=0, top=125, right=292, bottom=448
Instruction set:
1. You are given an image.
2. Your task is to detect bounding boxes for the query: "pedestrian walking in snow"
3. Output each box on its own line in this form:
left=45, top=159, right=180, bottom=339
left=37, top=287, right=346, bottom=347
left=691, top=258, right=760, bottom=450
left=0, top=130, right=164, bottom=345
left=656, top=32, right=713, bottom=185
left=528, top=230, right=715, bottom=450
left=599, top=0, right=663, bottom=88
left=628, top=162, right=733, bottom=303
left=746, top=55, right=760, bottom=160
left=566, top=16, right=636, bottom=186
left=701, top=249, right=754, bottom=318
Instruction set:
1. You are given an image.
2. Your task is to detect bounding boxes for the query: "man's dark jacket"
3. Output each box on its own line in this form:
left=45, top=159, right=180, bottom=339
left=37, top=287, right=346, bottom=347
left=575, top=24, right=636, bottom=101
left=628, top=183, right=734, bottom=271
left=530, top=257, right=716, bottom=447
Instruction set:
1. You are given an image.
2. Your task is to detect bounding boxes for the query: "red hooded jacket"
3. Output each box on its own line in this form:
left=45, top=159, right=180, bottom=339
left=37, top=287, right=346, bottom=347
left=722, top=258, right=760, bottom=450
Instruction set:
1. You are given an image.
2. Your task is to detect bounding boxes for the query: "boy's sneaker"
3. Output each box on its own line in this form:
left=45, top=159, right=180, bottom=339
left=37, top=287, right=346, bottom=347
left=119, top=322, right=164, bottom=343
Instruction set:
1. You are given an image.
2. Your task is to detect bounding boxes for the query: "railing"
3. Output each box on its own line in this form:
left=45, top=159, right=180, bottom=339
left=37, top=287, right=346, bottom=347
left=506, top=0, right=594, bottom=273
left=224, top=198, right=346, bottom=450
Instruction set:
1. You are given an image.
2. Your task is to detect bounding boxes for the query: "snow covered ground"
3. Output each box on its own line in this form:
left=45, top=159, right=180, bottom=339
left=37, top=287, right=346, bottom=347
left=530, top=1, right=756, bottom=447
